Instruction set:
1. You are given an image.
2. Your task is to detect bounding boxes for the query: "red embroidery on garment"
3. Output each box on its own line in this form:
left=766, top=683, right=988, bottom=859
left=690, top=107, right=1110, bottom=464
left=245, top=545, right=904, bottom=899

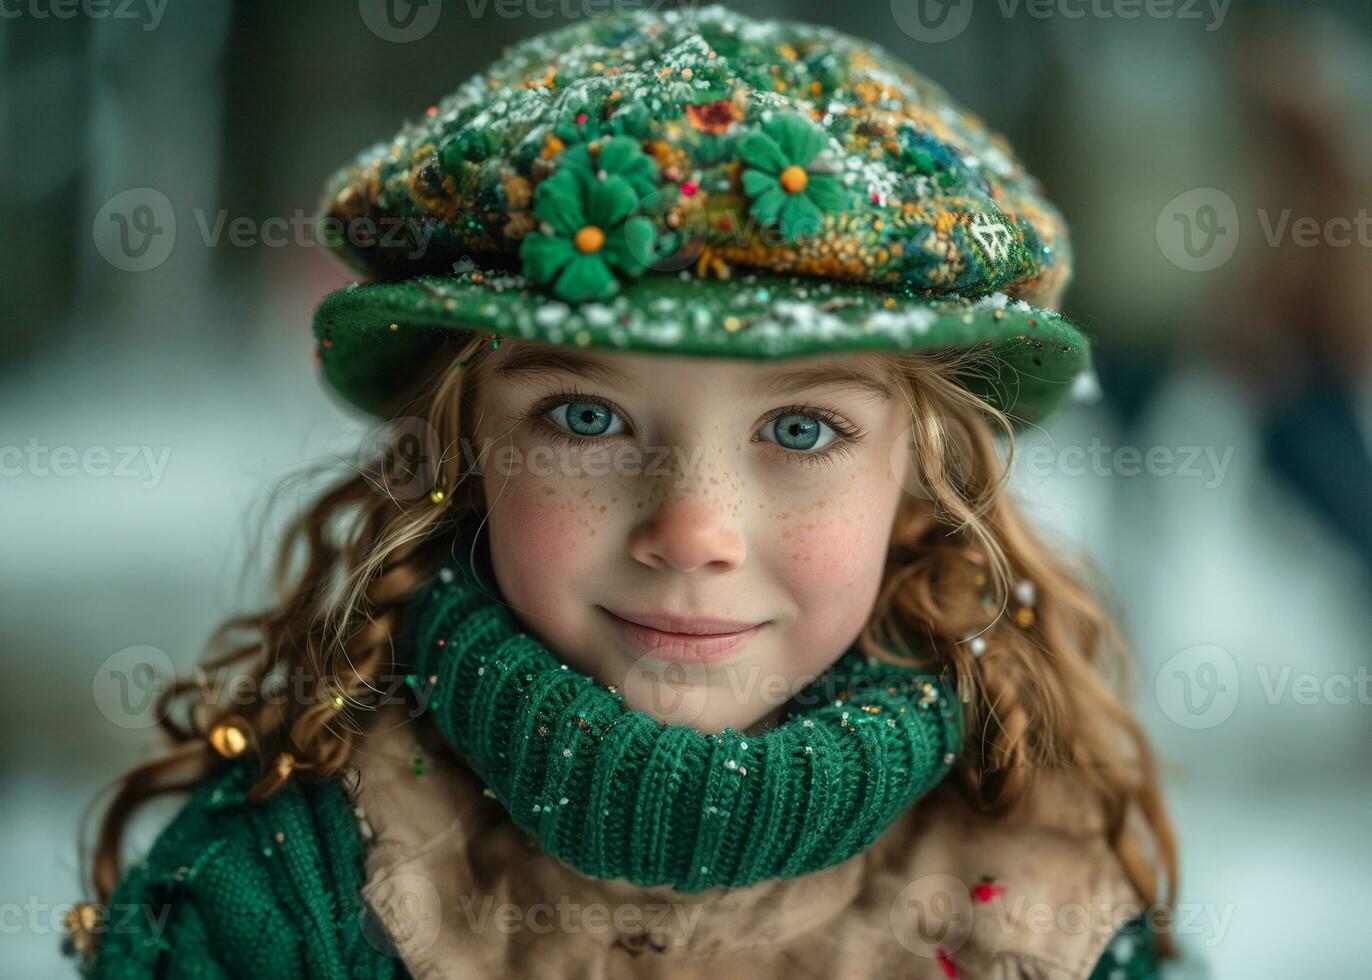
left=937, top=948, right=957, bottom=977
left=971, top=879, right=1006, bottom=904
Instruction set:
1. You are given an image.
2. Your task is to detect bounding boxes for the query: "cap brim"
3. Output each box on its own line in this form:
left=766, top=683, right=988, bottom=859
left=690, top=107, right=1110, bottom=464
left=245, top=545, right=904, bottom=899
left=312, top=272, right=1091, bottom=425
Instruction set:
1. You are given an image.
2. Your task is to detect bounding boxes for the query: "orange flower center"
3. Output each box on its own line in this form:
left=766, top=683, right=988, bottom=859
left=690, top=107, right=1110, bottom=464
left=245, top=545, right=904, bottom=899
left=574, top=225, right=605, bottom=253
left=779, top=165, right=809, bottom=194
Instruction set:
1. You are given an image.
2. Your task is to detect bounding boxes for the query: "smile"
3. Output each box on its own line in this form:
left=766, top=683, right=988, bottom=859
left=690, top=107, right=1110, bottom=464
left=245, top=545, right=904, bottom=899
left=596, top=606, right=769, bottom=664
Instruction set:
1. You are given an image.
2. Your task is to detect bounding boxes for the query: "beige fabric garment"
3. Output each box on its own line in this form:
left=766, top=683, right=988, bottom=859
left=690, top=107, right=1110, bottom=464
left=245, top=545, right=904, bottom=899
left=341, top=699, right=1143, bottom=980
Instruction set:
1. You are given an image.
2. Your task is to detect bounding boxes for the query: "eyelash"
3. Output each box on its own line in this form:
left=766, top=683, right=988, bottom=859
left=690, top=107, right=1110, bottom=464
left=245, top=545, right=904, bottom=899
left=516, top=387, right=867, bottom=467
left=517, top=387, right=630, bottom=449
left=756, top=402, right=865, bottom=467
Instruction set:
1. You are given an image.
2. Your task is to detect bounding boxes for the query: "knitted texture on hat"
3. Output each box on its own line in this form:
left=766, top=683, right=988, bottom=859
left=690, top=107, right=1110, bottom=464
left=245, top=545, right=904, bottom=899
left=403, top=551, right=965, bottom=892
left=321, top=5, right=1071, bottom=308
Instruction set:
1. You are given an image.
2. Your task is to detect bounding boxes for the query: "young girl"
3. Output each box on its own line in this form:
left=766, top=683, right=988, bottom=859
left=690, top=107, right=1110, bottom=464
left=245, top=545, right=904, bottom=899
left=74, top=7, right=1177, bottom=978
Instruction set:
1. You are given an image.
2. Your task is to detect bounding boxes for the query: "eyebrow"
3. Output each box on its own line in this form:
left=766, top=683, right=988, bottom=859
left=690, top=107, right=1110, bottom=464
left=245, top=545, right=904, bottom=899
left=490, top=346, right=647, bottom=396
left=490, top=345, right=895, bottom=401
left=759, top=363, right=897, bottom=401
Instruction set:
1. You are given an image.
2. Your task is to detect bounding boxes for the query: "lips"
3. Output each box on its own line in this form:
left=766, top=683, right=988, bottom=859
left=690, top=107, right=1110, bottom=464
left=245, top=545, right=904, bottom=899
left=597, top=606, right=768, bottom=663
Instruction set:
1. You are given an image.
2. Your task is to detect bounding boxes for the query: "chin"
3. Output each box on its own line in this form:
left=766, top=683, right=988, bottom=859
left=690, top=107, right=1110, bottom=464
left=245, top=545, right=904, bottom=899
left=614, top=669, right=784, bottom=735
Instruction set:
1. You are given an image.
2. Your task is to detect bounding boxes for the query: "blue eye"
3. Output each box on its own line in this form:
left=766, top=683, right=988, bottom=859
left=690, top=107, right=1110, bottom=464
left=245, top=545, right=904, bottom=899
left=760, top=412, right=836, bottom=452
left=547, top=400, right=626, bottom=438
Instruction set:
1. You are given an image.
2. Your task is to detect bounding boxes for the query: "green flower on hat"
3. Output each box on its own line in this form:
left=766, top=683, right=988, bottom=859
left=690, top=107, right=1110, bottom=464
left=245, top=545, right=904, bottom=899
left=740, top=113, right=851, bottom=242
left=519, top=137, right=662, bottom=302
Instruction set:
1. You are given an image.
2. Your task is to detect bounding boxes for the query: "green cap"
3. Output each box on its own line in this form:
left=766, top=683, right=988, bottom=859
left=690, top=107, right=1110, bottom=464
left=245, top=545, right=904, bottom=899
left=312, top=5, right=1089, bottom=422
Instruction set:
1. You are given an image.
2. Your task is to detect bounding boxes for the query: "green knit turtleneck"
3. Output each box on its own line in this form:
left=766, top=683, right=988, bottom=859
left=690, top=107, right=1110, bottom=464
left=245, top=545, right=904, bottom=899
left=400, top=544, right=965, bottom=892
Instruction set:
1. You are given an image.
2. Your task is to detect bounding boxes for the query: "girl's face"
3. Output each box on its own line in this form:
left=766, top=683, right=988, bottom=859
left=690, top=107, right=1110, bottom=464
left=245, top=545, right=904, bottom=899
left=471, top=343, right=912, bottom=734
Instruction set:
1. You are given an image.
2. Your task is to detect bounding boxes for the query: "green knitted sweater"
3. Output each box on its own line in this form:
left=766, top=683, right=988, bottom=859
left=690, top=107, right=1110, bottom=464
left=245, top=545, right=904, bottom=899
left=84, top=759, right=400, bottom=980
left=81, top=739, right=1159, bottom=980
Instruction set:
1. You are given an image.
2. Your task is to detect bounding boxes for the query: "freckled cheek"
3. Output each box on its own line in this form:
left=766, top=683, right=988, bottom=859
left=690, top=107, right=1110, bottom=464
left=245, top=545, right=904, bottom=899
left=480, top=460, right=644, bottom=623
left=482, top=476, right=592, bottom=613
left=769, top=523, right=884, bottom=676
left=780, top=519, right=886, bottom=607
left=771, top=488, right=898, bottom=649
left=489, top=482, right=579, bottom=557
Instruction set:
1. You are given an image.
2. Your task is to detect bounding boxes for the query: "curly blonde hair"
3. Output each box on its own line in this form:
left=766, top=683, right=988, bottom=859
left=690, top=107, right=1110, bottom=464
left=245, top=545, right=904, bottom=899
left=85, top=334, right=1177, bottom=956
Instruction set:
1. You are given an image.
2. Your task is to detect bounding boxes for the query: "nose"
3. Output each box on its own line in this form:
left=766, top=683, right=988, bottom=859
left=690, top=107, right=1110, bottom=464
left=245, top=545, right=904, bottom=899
left=629, top=499, right=745, bottom=573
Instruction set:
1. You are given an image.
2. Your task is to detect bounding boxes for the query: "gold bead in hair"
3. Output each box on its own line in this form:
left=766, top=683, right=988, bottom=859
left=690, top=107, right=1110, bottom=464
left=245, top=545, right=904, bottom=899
left=1013, top=578, right=1036, bottom=628
left=249, top=752, right=297, bottom=801
left=62, top=902, right=103, bottom=961
left=207, top=717, right=251, bottom=759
